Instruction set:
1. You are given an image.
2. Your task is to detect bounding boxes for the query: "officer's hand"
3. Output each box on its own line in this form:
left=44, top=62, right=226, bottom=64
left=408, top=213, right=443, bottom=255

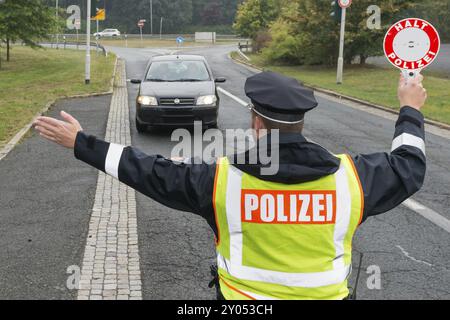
left=398, top=73, right=427, bottom=111
left=33, top=111, right=83, bottom=149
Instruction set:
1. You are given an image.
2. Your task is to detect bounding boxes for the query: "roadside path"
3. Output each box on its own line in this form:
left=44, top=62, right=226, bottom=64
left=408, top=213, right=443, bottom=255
left=77, top=60, right=142, bottom=300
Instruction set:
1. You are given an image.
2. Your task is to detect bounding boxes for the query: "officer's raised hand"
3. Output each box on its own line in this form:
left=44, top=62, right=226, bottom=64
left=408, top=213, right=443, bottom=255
left=398, top=73, right=427, bottom=111
left=33, top=111, right=82, bottom=149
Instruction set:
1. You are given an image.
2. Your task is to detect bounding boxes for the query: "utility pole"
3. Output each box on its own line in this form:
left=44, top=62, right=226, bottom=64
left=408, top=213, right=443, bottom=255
left=86, top=0, right=91, bottom=84
left=336, top=7, right=346, bottom=84
left=55, top=0, right=59, bottom=49
left=160, top=17, right=163, bottom=40
left=150, top=0, right=153, bottom=35
left=336, top=0, right=352, bottom=84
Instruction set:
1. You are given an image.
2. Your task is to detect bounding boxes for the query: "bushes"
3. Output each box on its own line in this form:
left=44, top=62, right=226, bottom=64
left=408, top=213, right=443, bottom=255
left=252, top=31, right=272, bottom=53
left=255, top=0, right=421, bottom=66
left=261, top=21, right=302, bottom=64
left=233, top=0, right=280, bottom=39
left=261, top=0, right=339, bottom=66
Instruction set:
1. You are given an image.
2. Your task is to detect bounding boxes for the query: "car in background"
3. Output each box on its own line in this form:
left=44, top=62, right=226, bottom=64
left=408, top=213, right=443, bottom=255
left=93, top=29, right=121, bottom=37
left=131, top=55, right=226, bottom=132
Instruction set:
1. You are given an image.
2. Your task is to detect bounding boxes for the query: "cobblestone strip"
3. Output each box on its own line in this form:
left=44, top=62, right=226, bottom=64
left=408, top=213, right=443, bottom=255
left=77, top=60, right=142, bottom=300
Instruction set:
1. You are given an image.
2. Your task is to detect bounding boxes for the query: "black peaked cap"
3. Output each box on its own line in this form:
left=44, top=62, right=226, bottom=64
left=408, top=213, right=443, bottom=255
left=245, top=71, right=318, bottom=123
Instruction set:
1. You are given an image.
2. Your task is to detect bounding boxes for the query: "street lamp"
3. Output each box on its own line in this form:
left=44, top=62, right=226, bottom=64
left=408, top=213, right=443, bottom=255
left=150, top=0, right=153, bottom=35
left=56, top=0, right=59, bottom=49
left=86, top=0, right=91, bottom=84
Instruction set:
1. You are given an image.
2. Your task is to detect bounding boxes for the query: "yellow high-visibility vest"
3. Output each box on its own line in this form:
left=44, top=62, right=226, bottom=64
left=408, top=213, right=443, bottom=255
left=213, top=155, right=364, bottom=300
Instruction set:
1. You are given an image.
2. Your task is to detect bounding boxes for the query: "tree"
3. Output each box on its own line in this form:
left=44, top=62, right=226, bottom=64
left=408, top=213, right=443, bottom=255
left=262, top=0, right=419, bottom=66
left=42, top=0, right=242, bottom=34
left=344, top=0, right=418, bottom=65
left=0, top=0, right=56, bottom=62
left=233, top=0, right=280, bottom=39
left=263, top=0, right=340, bottom=65
left=410, top=0, right=450, bottom=42
left=200, top=1, right=223, bottom=25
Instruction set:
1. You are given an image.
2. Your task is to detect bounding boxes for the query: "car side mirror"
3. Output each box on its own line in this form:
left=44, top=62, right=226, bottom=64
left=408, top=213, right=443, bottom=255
left=130, top=79, right=142, bottom=84
left=215, top=77, right=226, bottom=83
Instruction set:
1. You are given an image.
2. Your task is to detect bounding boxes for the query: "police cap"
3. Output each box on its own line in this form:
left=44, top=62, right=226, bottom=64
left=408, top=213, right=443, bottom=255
left=245, top=71, right=318, bottom=124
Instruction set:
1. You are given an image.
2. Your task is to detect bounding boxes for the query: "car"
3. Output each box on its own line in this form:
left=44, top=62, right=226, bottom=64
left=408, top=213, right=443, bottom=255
left=131, top=55, right=226, bottom=132
left=93, top=29, right=121, bottom=37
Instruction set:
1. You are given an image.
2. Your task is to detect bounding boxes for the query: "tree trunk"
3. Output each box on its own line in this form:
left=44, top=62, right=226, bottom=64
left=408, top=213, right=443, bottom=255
left=360, top=55, right=367, bottom=65
left=6, top=38, right=10, bottom=62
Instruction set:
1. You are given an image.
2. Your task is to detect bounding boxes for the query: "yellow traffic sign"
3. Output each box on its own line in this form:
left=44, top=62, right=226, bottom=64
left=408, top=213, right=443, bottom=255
left=92, top=9, right=106, bottom=21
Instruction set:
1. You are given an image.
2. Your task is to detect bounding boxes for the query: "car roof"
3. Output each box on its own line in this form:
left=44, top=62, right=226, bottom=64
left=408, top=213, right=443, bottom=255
left=151, top=55, right=206, bottom=62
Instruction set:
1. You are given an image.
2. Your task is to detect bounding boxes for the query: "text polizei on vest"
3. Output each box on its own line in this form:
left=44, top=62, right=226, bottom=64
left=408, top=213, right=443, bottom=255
left=243, top=190, right=336, bottom=224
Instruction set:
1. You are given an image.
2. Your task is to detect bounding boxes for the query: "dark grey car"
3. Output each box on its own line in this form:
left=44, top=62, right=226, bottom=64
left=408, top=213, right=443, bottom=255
left=131, top=55, right=226, bottom=132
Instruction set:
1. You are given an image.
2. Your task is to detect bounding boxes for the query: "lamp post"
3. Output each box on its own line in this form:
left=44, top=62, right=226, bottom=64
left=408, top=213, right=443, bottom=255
left=86, top=0, right=91, bottom=84
left=336, top=0, right=352, bottom=84
left=56, top=0, right=59, bottom=49
left=336, top=7, right=346, bottom=84
left=150, top=0, right=153, bottom=36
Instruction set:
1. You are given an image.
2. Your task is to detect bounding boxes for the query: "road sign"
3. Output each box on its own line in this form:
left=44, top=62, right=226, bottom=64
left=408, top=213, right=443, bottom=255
left=338, top=0, right=352, bottom=9
left=92, top=8, right=106, bottom=21
left=75, top=18, right=81, bottom=30
left=176, top=36, right=185, bottom=45
left=91, top=0, right=105, bottom=20
left=138, top=19, right=146, bottom=27
left=384, top=18, right=440, bottom=78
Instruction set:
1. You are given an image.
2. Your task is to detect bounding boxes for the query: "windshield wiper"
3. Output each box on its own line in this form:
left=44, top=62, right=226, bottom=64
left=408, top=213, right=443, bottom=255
left=147, top=78, right=167, bottom=82
left=178, top=79, right=204, bottom=82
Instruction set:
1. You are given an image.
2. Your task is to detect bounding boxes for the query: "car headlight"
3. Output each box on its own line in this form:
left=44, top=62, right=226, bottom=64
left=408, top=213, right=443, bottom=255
left=137, top=96, right=158, bottom=106
left=197, top=95, right=217, bottom=106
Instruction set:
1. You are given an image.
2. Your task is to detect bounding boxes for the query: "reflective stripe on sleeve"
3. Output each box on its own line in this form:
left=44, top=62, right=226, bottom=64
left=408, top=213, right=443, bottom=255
left=391, top=133, right=426, bottom=156
left=105, top=143, right=125, bottom=179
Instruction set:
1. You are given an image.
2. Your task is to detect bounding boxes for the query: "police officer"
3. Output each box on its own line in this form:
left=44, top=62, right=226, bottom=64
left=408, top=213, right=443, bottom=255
left=33, top=71, right=427, bottom=300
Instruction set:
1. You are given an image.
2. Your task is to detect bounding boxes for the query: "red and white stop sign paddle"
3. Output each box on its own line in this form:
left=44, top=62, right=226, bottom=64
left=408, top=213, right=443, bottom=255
left=384, top=18, right=440, bottom=79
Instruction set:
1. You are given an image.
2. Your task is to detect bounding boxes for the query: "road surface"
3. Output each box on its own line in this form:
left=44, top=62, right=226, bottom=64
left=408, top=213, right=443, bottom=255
left=0, top=44, right=448, bottom=299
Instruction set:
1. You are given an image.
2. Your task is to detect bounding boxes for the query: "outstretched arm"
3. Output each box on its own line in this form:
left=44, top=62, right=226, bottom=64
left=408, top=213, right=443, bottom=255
left=33, top=112, right=217, bottom=225
left=354, top=74, right=428, bottom=222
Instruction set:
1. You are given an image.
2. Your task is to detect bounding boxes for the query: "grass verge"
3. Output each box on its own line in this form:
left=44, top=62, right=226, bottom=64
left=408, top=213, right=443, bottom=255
left=231, top=52, right=450, bottom=125
left=0, top=46, right=116, bottom=148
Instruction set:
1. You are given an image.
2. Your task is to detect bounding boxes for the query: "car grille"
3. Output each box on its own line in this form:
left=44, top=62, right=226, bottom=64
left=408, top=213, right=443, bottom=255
left=159, top=98, right=196, bottom=106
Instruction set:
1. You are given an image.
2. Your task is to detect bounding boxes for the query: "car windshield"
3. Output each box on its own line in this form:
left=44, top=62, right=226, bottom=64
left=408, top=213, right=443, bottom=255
left=146, top=60, right=210, bottom=82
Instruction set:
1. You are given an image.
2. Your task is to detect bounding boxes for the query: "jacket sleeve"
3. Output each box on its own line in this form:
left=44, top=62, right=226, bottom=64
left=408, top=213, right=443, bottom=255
left=73, top=132, right=217, bottom=227
left=352, top=106, right=426, bottom=223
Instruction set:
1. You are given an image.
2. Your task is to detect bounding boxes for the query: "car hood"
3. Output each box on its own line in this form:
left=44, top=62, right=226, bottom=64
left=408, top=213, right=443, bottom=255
left=140, top=81, right=215, bottom=98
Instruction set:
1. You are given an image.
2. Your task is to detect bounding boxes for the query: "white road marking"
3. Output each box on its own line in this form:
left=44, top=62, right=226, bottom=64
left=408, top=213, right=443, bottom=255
left=217, top=86, right=450, bottom=234
left=217, top=87, right=249, bottom=107
left=402, top=199, right=450, bottom=233
left=395, top=245, right=433, bottom=267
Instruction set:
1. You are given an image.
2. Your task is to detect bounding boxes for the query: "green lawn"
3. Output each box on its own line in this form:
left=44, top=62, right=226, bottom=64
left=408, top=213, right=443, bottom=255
left=232, top=52, right=450, bottom=125
left=0, top=46, right=116, bottom=147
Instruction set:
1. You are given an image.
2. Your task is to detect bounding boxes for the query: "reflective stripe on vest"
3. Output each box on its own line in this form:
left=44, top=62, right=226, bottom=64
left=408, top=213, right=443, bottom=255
left=213, top=155, right=364, bottom=300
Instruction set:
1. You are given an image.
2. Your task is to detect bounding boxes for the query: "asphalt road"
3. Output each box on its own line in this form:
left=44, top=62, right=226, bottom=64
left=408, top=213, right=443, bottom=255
left=0, top=44, right=448, bottom=299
